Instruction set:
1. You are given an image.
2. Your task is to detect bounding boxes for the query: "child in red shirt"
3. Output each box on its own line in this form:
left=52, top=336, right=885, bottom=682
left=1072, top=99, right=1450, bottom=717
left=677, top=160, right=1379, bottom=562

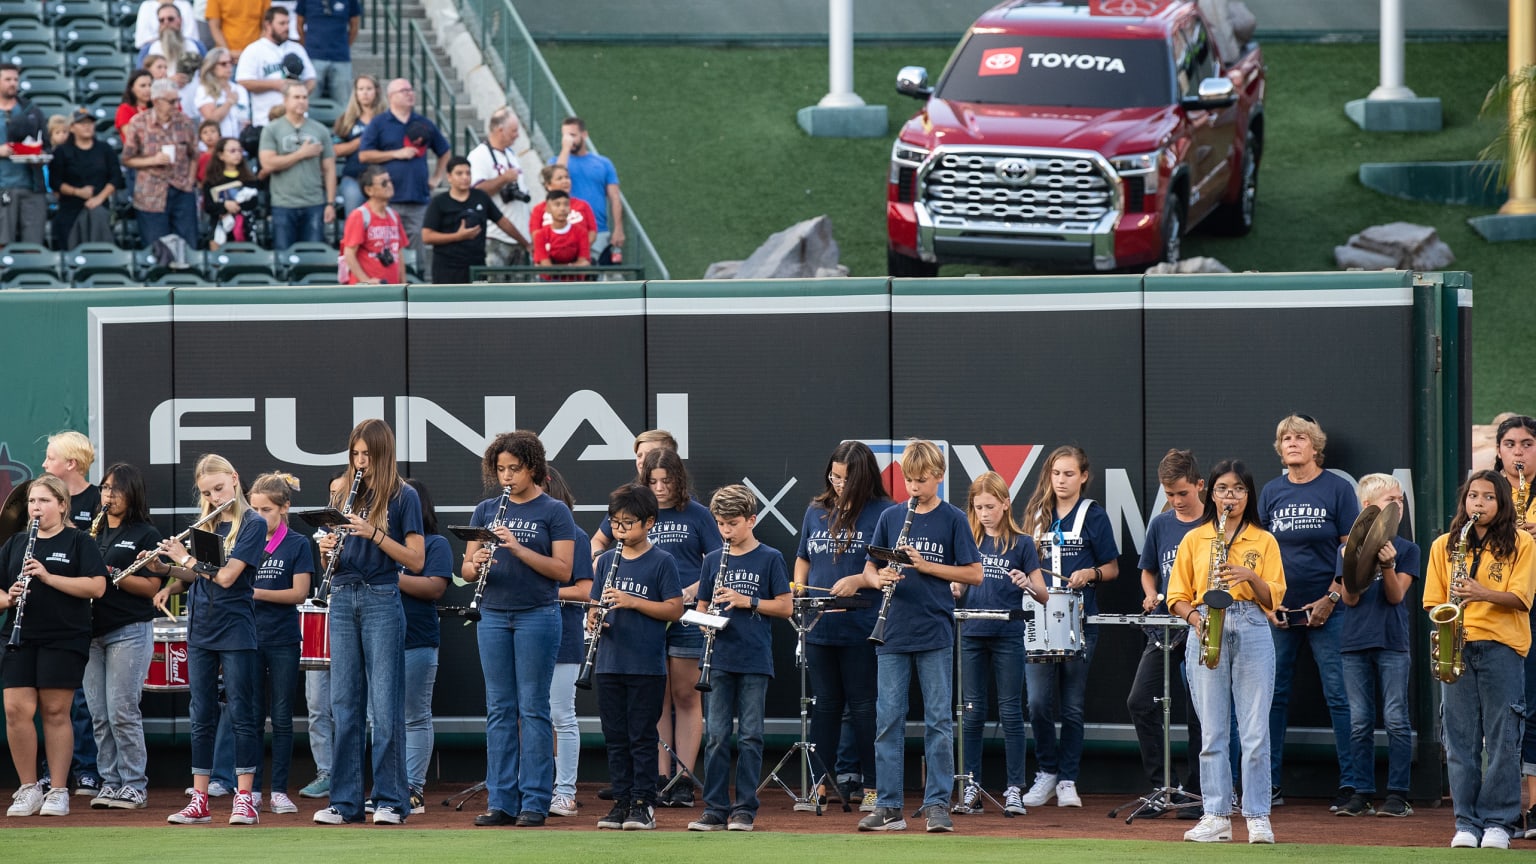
left=532, top=190, right=591, bottom=270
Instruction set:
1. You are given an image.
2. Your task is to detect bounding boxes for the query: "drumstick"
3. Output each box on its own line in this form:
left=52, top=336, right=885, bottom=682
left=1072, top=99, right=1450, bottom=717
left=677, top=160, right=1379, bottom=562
left=156, top=598, right=177, bottom=622
left=790, top=582, right=835, bottom=593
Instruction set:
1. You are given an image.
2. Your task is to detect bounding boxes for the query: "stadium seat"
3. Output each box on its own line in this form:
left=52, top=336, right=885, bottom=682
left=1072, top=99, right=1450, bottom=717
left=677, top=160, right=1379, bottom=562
left=26, top=93, right=72, bottom=117
left=307, top=98, right=342, bottom=127
left=0, top=1, right=46, bottom=23
left=207, top=243, right=276, bottom=282
left=278, top=242, right=338, bottom=281
left=47, top=0, right=113, bottom=27
left=4, top=44, right=65, bottom=70
left=78, top=272, right=139, bottom=288
left=57, top=18, right=120, bottom=51
left=0, top=19, right=53, bottom=51
left=294, top=273, right=341, bottom=286
left=149, top=273, right=205, bottom=287
left=65, top=242, right=137, bottom=282
left=134, top=248, right=206, bottom=283
left=0, top=245, right=62, bottom=280
left=221, top=272, right=281, bottom=287
left=2, top=273, right=70, bottom=290
left=77, top=67, right=127, bottom=102
left=68, top=44, right=128, bottom=76
left=20, top=74, right=74, bottom=100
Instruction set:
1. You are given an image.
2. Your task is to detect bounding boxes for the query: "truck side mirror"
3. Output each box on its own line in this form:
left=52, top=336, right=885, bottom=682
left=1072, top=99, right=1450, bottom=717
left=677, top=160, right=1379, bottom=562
left=1183, top=77, right=1236, bottom=110
left=896, top=66, right=933, bottom=99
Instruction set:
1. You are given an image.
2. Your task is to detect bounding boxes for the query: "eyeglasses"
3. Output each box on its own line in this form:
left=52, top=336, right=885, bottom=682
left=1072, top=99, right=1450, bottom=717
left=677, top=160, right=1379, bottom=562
left=390, top=86, right=414, bottom=95
left=1212, top=485, right=1248, bottom=498
left=827, top=473, right=846, bottom=487
left=610, top=517, right=641, bottom=531
left=100, top=485, right=119, bottom=494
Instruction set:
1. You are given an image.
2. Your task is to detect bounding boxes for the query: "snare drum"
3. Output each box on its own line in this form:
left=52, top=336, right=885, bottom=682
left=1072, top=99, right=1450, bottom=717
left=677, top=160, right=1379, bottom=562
left=144, top=617, right=190, bottom=691
left=299, top=602, right=331, bottom=670
left=1022, top=588, right=1084, bottom=662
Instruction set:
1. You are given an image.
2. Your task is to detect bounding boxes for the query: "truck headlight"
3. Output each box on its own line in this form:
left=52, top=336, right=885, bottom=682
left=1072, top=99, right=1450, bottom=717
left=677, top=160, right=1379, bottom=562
left=1111, top=150, right=1161, bottom=195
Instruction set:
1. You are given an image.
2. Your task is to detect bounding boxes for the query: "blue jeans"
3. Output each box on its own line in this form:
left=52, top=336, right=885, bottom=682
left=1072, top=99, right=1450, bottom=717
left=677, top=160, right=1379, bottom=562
left=70, top=688, right=97, bottom=778
left=82, top=621, right=152, bottom=792
left=189, top=645, right=260, bottom=777
left=136, top=186, right=199, bottom=249
left=1341, top=649, right=1412, bottom=795
left=272, top=204, right=326, bottom=252
left=875, top=646, right=953, bottom=810
left=1187, top=601, right=1274, bottom=817
left=701, top=671, right=770, bottom=818
left=404, top=646, right=438, bottom=792
left=1442, top=640, right=1526, bottom=836
left=339, top=176, right=364, bottom=217
left=477, top=605, right=559, bottom=816
left=1025, top=627, right=1099, bottom=782
left=807, top=642, right=876, bottom=790
left=329, top=582, right=407, bottom=821
left=311, top=59, right=353, bottom=102
left=961, top=633, right=1027, bottom=788
left=1523, top=617, right=1536, bottom=775
left=550, top=662, right=580, bottom=798
left=306, top=669, right=331, bottom=776
left=215, top=642, right=301, bottom=795
left=1269, top=609, right=1358, bottom=789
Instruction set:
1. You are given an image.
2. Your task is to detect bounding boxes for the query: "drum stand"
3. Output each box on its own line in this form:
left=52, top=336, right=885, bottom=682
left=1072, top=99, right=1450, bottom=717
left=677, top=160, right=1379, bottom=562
left=442, top=781, right=486, bottom=810
left=758, top=599, right=849, bottom=814
left=1106, top=615, right=1201, bottom=823
left=658, top=739, right=702, bottom=801
left=951, top=610, right=1012, bottom=816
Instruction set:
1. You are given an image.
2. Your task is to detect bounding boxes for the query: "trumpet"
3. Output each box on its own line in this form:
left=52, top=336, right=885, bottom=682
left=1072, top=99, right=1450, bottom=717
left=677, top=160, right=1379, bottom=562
left=1429, top=513, right=1479, bottom=683
left=6, top=519, right=40, bottom=651
left=695, top=543, right=731, bottom=693
left=313, top=469, right=364, bottom=606
left=464, top=486, right=511, bottom=624
left=576, top=549, right=621, bottom=690
left=869, top=498, right=917, bottom=646
left=111, top=499, right=236, bottom=586
left=1199, top=504, right=1235, bottom=669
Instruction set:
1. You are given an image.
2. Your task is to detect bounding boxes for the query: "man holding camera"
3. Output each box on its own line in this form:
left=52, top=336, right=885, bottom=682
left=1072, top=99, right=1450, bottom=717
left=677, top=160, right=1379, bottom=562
left=421, top=156, right=529, bottom=284
left=468, top=107, right=534, bottom=268
left=235, top=6, right=316, bottom=128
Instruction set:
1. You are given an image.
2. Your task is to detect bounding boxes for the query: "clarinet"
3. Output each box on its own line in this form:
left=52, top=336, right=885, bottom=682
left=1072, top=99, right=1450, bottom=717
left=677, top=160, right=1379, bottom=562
left=694, top=543, right=732, bottom=692
left=575, top=549, right=621, bottom=690
left=464, top=486, right=511, bottom=624
left=868, top=498, right=918, bottom=645
left=313, top=468, right=364, bottom=607
left=6, top=519, right=41, bottom=652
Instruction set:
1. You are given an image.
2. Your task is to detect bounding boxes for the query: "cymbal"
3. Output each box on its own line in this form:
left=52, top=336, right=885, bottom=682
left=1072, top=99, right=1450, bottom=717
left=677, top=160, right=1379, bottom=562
left=1342, top=502, right=1402, bottom=595
left=1360, top=501, right=1402, bottom=582
left=1340, top=504, right=1380, bottom=596
left=0, top=481, right=29, bottom=547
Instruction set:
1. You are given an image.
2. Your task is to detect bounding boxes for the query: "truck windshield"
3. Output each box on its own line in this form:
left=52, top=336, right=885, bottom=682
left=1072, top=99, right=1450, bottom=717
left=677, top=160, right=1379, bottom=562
left=937, top=34, right=1173, bottom=109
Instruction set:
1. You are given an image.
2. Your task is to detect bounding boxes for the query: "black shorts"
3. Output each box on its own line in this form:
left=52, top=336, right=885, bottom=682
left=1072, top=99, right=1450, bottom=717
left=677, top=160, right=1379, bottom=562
left=2, top=640, right=90, bottom=690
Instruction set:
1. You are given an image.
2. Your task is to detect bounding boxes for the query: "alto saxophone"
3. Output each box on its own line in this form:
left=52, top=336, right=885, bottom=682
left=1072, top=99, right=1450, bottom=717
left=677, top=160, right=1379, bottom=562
left=1429, top=513, right=1479, bottom=684
left=1516, top=463, right=1530, bottom=527
left=1199, top=504, right=1235, bottom=669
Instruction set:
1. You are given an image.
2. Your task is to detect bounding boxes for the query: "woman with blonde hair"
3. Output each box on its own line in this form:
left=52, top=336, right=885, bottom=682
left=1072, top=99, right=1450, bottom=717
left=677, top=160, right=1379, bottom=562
left=332, top=74, right=381, bottom=215
left=195, top=48, right=251, bottom=139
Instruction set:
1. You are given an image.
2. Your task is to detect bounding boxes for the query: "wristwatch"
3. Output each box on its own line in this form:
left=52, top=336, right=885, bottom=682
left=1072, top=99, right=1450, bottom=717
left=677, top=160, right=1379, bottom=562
left=1327, top=590, right=1342, bottom=603
left=750, top=596, right=760, bottom=611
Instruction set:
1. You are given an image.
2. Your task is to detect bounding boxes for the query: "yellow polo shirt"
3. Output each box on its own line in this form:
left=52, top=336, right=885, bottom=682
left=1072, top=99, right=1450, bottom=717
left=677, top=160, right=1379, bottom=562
left=1423, top=530, right=1536, bottom=656
left=1167, top=520, right=1286, bottom=612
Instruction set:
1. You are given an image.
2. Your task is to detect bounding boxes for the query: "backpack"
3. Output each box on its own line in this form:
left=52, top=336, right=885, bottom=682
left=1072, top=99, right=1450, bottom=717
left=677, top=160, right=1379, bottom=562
left=338, top=204, right=400, bottom=284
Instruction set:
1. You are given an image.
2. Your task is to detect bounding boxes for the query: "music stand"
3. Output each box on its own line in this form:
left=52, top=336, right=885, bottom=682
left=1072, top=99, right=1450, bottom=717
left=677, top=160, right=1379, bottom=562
left=951, top=608, right=1016, bottom=817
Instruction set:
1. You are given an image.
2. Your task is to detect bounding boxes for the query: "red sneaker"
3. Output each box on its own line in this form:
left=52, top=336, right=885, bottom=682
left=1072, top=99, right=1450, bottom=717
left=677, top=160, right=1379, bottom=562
left=168, top=791, right=211, bottom=824
left=229, top=791, right=259, bottom=825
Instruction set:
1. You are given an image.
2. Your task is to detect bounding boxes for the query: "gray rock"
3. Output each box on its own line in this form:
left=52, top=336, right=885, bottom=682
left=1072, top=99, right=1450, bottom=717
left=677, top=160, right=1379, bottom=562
left=1145, top=255, right=1231, bottom=275
left=703, top=260, right=742, bottom=280
left=1412, top=238, right=1455, bottom=270
left=1334, top=244, right=1401, bottom=270
left=1337, top=221, right=1453, bottom=270
left=1355, top=221, right=1439, bottom=256
left=715, top=215, right=844, bottom=279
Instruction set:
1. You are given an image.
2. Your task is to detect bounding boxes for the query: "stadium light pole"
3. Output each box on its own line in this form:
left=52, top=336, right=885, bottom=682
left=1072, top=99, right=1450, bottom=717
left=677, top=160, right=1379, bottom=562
left=1499, top=0, right=1536, bottom=215
left=796, top=0, right=887, bottom=138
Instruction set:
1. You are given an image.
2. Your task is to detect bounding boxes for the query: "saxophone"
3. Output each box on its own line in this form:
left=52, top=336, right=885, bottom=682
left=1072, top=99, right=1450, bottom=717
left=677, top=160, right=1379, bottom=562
left=1199, top=504, right=1235, bottom=669
left=1429, top=513, right=1479, bottom=684
left=1516, top=463, right=1530, bottom=527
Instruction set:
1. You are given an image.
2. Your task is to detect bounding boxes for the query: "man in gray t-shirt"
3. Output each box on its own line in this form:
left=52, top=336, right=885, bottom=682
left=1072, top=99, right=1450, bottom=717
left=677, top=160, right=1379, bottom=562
left=259, top=80, right=336, bottom=251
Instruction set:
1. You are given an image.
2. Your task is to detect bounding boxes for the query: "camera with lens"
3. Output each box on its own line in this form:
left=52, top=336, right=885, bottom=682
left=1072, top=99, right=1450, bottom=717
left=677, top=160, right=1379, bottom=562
left=500, top=184, right=532, bottom=204
left=376, top=247, right=396, bottom=268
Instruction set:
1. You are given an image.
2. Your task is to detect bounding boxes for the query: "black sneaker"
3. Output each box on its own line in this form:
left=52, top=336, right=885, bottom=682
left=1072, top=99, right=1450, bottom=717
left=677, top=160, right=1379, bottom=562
left=1172, top=789, right=1202, bottom=820
left=727, top=812, right=755, bottom=832
left=1270, top=786, right=1284, bottom=806
left=597, top=801, right=628, bottom=830
left=74, top=772, right=103, bottom=798
left=925, top=803, right=954, bottom=833
left=688, top=812, right=728, bottom=831
left=409, top=788, right=425, bottom=815
left=1524, top=804, right=1536, bottom=837
left=667, top=783, right=694, bottom=808
left=597, top=786, right=616, bottom=801
left=364, top=797, right=376, bottom=814
left=623, top=801, right=655, bottom=830
left=474, top=808, right=516, bottom=827
left=1328, top=786, right=1355, bottom=812
left=857, top=806, right=906, bottom=831
left=515, top=811, right=546, bottom=827
left=1377, top=794, right=1413, bottom=818
left=1335, top=793, right=1373, bottom=817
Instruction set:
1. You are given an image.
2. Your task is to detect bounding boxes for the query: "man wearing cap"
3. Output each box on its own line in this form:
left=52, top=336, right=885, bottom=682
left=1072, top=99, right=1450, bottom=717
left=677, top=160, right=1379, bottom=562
left=358, top=78, right=450, bottom=265
left=49, top=109, right=124, bottom=250
left=260, top=81, right=337, bottom=251
left=235, top=5, right=315, bottom=127
left=0, top=62, right=48, bottom=247
left=121, top=78, right=200, bottom=249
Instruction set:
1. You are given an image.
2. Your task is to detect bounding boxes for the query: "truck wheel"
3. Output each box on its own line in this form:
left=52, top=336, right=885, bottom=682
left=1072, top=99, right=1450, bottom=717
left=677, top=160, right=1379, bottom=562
left=1160, top=192, right=1183, bottom=265
left=1210, top=133, right=1257, bottom=236
left=888, top=248, right=939, bottom=278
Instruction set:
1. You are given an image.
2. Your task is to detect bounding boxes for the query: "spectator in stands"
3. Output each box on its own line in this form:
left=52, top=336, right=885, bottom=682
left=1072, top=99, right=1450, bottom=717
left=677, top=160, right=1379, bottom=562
left=138, top=3, right=206, bottom=68
left=236, top=7, right=316, bottom=128
left=359, top=79, right=450, bottom=264
left=196, top=118, right=220, bottom=183
left=46, top=115, right=68, bottom=149
left=144, top=54, right=171, bottom=81
left=467, top=107, right=533, bottom=267
left=422, top=156, right=528, bottom=284
left=0, top=63, right=47, bottom=248
left=208, top=0, right=271, bottom=59
left=532, top=190, right=590, bottom=271
left=50, top=110, right=124, bottom=251
left=116, top=71, right=154, bottom=135
left=204, top=136, right=260, bottom=250
left=135, top=0, right=199, bottom=51
left=332, top=74, right=379, bottom=216
left=295, top=0, right=361, bottom=102
left=554, top=116, right=623, bottom=263
left=530, top=164, right=595, bottom=249
left=121, top=79, right=200, bottom=250
left=260, top=81, right=336, bottom=251
left=176, top=52, right=204, bottom=117
left=196, top=48, right=252, bottom=140
left=341, top=165, right=405, bottom=285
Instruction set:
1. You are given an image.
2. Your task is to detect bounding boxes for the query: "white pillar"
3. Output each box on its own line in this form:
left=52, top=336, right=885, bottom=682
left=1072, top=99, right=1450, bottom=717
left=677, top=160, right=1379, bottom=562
left=817, top=0, right=866, bottom=108
left=1368, top=0, right=1417, bottom=100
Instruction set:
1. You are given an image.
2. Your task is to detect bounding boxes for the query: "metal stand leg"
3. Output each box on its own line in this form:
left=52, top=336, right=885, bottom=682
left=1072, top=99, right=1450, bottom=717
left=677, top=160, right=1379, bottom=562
left=658, top=739, right=702, bottom=799
left=757, top=605, right=849, bottom=814
left=1107, top=620, right=1201, bottom=823
left=442, top=781, right=486, bottom=810
left=952, top=615, right=1011, bottom=816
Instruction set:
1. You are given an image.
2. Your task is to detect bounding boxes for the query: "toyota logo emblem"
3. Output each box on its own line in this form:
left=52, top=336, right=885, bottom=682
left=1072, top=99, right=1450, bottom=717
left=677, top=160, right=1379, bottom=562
left=995, top=158, right=1035, bottom=185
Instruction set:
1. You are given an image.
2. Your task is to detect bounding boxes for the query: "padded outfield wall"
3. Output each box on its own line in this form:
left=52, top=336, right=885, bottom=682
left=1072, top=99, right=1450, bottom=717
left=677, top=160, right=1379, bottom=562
left=0, top=270, right=1471, bottom=797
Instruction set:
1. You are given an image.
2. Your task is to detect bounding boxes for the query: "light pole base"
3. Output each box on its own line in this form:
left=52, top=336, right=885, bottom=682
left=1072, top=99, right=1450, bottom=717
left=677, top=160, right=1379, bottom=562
left=1345, top=96, right=1443, bottom=132
left=796, top=104, right=889, bottom=138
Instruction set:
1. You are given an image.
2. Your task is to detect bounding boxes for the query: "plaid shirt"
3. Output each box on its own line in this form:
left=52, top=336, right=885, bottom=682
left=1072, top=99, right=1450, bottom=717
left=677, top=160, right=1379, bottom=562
left=121, top=108, right=198, bottom=212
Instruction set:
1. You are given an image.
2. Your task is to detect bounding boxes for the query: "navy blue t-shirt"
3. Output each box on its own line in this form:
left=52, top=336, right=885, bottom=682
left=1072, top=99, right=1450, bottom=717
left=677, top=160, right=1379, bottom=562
left=961, top=533, right=1040, bottom=638
left=188, top=514, right=264, bottom=651
left=251, top=525, right=315, bottom=648
left=401, top=533, right=453, bottom=650
left=1033, top=498, right=1119, bottom=619
left=334, top=484, right=423, bottom=587
left=1258, top=470, right=1360, bottom=607
left=557, top=526, right=594, bottom=665
left=697, top=543, right=791, bottom=677
left=357, top=111, right=451, bottom=204
left=865, top=500, right=981, bottom=655
left=1336, top=536, right=1420, bottom=653
left=472, top=492, right=576, bottom=612
left=795, top=499, right=892, bottom=646
left=589, top=545, right=681, bottom=676
left=1138, top=509, right=1205, bottom=616
left=600, top=499, right=721, bottom=591
left=294, top=0, right=361, bottom=62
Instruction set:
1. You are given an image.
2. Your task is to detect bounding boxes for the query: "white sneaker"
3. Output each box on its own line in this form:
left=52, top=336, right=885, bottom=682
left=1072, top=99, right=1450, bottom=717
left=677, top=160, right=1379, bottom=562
left=250, top=792, right=262, bottom=812
left=1247, top=816, right=1275, bottom=844
left=1020, top=771, right=1058, bottom=807
left=1450, top=829, right=1479, bottom=848
left=1003, top=785, right=1027, bottom=815
left=1055, top=780, right=1082, bottom=807
left=269, top=792, right=298, bottom=814
left=1481, top=826, right=1511, bottom=849
left=206, top=781, right=231, bottom=798
left=550, top=794, right=578, bottom=817
left=39, top=787, right=69, bottom=817
left=1183, top=813, right=1232, bottom=842
left=313, top=806, right=346, bottom=825
left=7, top=784, right=44, bottom=817
left=373, top=805, right=404, bottom=825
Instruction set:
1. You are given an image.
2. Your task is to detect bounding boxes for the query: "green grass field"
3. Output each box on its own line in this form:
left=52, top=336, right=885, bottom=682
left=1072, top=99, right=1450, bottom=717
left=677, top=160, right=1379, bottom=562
left=0, top=828, right=1470, bottom=861
left=541, top=40, right=1534, bottom=420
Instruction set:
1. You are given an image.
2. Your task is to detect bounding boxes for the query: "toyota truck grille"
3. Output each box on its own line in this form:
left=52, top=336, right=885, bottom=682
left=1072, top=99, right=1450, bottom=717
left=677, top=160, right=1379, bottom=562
left=924, top=151, right=1114, bottom=225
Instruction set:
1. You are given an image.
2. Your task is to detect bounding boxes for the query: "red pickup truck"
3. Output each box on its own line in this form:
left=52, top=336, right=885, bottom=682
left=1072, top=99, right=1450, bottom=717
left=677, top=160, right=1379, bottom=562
left=886, top=0, right=1265, bottom=275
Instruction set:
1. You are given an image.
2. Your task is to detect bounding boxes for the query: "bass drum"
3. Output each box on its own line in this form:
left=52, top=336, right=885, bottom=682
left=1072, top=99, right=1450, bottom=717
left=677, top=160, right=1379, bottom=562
left=1022, top=588, right=1084, bottom=662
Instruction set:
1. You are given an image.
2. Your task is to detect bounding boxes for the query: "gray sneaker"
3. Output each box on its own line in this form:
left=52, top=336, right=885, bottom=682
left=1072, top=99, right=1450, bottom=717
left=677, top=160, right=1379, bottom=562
left=925, top=803, right=954, bottom=833
left=857, top=806, right=906, bottom=832
left=108, top=786, right=147, bottom=810
left=299, top=773, right=330, bottom=799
